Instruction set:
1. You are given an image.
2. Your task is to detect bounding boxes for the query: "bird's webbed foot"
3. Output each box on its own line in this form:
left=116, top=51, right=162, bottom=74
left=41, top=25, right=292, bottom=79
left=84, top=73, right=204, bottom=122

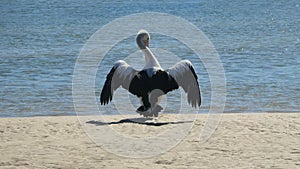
left=136, top=105, right=150, bottom=112
left=136, top=105, right=163, bottom=118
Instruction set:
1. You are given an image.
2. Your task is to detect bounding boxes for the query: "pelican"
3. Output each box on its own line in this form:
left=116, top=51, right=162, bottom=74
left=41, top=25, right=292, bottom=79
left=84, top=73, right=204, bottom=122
left=100, top=30, right=201, bottom=117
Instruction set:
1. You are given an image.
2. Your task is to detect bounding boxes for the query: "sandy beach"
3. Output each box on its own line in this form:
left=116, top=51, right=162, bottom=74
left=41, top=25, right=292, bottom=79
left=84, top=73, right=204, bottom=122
left=0, top=113, right=299, bottom=169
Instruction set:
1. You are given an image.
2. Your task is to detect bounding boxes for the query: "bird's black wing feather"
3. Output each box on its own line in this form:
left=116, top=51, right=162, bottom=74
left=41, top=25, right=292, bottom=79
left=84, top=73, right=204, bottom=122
left=100, top=60, right=137, bottom=105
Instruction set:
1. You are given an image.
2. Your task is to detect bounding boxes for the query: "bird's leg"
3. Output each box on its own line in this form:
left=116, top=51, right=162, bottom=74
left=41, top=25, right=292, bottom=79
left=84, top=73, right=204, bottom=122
left=137, top=95, right=151, bottom=112
left=148, top=89, right=165, bottom=117
left=153, top=105, right=163, bottom=117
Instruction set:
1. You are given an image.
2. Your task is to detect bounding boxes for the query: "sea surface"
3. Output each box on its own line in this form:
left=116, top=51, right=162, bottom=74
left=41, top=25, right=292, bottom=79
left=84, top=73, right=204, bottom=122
left=1, top=0, right=299, bottom=117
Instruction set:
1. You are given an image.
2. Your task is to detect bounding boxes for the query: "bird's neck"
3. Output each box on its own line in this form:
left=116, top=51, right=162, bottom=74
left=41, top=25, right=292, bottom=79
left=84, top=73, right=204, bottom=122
left=142, top=47, right=161, bottom=69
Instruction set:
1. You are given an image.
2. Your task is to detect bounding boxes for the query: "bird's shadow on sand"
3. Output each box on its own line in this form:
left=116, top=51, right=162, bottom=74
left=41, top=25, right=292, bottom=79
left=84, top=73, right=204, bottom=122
left=86, top=118, right=193, bottom=126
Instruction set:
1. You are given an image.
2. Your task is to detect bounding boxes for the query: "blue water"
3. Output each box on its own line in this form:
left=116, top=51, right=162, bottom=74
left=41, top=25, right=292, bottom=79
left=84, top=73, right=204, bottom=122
left=1, top=0, right=299, bottom=117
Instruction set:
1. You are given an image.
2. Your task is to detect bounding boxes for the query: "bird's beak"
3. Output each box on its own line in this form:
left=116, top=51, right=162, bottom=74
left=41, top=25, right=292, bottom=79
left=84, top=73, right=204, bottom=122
left=144, top=40, right=149, bottom=47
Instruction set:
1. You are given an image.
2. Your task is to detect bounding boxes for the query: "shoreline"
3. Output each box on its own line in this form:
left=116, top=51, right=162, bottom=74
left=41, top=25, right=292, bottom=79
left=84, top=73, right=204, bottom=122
left=1, top=110, right=300, bottom=119
left=1, top=113, right=299, bottom=168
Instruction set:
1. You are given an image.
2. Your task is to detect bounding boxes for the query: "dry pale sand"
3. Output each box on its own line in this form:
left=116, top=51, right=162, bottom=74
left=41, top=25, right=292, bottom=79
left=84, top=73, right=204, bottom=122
left=0, top=113, right=300, bottom=169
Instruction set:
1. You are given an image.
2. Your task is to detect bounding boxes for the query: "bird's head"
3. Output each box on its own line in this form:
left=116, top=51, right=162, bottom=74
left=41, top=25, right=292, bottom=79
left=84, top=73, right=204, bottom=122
left=136, top=29, right=150, bottom=49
